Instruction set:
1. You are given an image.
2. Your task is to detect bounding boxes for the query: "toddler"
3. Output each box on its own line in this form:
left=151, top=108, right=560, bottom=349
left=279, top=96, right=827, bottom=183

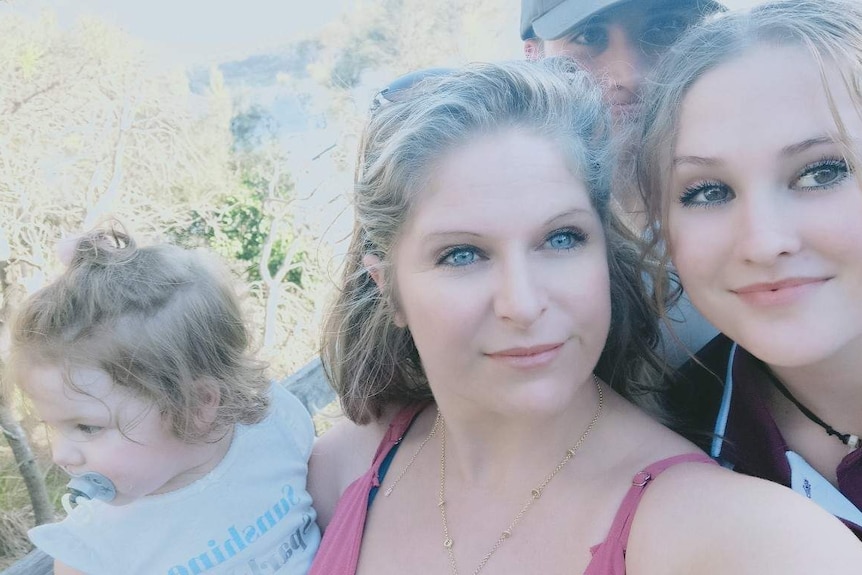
left=10, top=227, right=320, bottom=575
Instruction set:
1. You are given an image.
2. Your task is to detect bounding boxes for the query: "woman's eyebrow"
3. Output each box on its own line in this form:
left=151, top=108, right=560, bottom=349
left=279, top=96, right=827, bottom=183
left=780, top=135, right=836, bottom=156
left=672, top=155, right=721, bottom=168
left=673, top=136, right=846, bottom=168
left=544, top=208, right=592, bottom=227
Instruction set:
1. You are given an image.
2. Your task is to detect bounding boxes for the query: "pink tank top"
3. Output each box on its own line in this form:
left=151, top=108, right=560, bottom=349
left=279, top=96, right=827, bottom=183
left=309, top=405, right=715, bottom=575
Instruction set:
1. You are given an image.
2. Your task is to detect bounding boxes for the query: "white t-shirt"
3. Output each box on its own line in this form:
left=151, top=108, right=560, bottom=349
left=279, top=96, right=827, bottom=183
left=29, top=384, right=321, bottom=575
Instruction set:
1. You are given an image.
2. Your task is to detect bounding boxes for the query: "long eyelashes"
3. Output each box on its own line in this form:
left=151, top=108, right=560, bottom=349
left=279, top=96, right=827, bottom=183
left=678, top=180, right=732, bottom=208
left=677, top=156, right=852, bottom=209
left=544, top=227, right=589, bottom=250
left=794, top=157, right=850, bottom=190
left=437, top=245, right=480, bottom=267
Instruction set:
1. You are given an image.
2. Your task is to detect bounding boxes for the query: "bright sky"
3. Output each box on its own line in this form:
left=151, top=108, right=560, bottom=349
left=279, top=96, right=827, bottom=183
left=6, top=0, right=354, bottom=64
left=8, top=0, right=768, bottom=66
left=0, top=0, right=784, bottom=250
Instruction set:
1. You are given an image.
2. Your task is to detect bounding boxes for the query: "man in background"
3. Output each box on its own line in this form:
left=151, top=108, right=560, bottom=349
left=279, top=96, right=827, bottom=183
left=521, top=0, right=723, bottom=124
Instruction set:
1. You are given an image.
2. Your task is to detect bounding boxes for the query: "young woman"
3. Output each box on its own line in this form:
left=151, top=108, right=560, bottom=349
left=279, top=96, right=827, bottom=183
left=307, top=59, right=860, bottom=575
left=639, top=0, right=862, bottom=540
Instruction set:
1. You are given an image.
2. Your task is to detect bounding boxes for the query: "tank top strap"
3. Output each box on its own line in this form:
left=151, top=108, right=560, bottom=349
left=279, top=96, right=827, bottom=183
left=608, top=453, right=715, bottom=545
left=308, top=403, right=432, bottom=575
left=369, top=403, right=430, bottom=477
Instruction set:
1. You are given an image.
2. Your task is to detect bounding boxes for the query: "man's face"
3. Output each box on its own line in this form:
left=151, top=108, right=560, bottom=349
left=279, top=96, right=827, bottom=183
left=535, top=1, right=704, bottom=122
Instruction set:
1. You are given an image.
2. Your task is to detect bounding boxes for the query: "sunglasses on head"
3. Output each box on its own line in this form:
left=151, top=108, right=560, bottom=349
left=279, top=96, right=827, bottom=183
left=370, top=67, right=455, bottom=112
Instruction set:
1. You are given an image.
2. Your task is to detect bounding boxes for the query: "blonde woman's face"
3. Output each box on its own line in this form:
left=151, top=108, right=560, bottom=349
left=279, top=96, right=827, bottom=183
left=389, top=128, right=611, bottom=416
left=667, top=44, right=862, bottom=368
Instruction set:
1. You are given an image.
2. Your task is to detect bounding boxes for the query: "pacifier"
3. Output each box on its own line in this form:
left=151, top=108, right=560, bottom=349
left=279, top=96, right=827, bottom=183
left=61, top=472, right=116, bottom=514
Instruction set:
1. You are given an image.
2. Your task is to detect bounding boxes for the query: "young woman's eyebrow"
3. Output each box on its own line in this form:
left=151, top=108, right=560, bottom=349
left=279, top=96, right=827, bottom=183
left=780, top=135, right=837, bottom=156
left=672, top=155, right=722, bottom=168
left=673, top=136, right=845, bottom=168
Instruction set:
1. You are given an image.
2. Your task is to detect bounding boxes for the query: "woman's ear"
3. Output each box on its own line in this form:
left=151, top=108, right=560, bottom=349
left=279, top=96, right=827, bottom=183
left=362, top=254, right=385, bottom=290
left=362, top=254, right=407, bottom=328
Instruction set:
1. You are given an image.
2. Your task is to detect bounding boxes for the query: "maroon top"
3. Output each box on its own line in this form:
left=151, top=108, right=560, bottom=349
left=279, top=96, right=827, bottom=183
left=309, top=405, right=715, bottom=575
left=678, top=335, right=862, bottom=539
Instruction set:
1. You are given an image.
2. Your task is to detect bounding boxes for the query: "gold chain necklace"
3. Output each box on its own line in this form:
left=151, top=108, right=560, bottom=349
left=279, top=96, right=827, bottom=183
left=438, top=376, right=604, bottom=575
left=384, top=409, right=441, bottom=497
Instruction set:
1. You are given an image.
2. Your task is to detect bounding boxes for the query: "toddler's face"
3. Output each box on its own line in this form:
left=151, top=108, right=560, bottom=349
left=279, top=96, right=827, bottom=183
left=22, top=364, right=219, bottom=505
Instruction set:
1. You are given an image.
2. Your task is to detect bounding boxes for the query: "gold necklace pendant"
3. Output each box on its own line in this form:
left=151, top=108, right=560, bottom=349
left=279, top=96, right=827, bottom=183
left=438, top=375, right=604, bottom=575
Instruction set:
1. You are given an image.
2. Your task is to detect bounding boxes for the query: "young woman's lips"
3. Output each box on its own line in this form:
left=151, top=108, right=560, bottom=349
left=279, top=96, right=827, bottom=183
left=732, top=277, right=830, bottom=307
left=486, top=343, right=564, bottom=369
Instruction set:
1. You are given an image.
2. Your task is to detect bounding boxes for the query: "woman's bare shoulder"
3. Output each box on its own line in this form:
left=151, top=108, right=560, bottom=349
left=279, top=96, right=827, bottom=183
left=627, top=463, right=862, bottom=575
left=307, top=405, right=401, bottom=530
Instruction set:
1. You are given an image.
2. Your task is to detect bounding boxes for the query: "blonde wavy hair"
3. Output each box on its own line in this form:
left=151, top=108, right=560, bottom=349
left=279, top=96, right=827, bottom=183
left=323, top=59, right=672, bottom=424
left=8, top=225, right=270, bottom=442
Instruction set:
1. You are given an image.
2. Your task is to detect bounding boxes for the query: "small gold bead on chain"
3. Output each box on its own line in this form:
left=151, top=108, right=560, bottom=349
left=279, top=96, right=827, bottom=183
left=437, top=375, right=604, bottom=575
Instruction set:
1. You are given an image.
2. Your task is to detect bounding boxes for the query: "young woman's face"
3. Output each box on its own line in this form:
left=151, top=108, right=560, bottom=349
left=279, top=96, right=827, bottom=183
left=389, top=129, right=611, bottom=414
left=667, top=44, right=862, bottom=367
left=22, top=364, right=217, bottom=505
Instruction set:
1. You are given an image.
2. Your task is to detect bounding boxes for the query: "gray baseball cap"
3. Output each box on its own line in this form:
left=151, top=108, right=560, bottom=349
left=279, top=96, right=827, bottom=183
left=520, top=0, right=723, bottom=41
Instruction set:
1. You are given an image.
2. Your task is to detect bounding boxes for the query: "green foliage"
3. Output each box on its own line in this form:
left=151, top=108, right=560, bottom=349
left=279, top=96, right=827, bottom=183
left=176, top=193, right=305, bottom=287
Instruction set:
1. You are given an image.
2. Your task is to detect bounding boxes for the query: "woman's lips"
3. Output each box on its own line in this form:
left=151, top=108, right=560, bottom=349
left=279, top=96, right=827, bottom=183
left=732, top=277, right=830, bottom=306
left=486, top=343, right=564, bottom=369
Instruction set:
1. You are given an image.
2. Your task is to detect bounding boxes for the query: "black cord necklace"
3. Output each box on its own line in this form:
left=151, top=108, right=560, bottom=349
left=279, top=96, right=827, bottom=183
left=760, top=362, right=860, bottom=450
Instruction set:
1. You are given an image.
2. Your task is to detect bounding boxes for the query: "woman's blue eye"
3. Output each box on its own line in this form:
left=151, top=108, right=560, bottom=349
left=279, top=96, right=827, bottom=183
left=794, top=158, right=849, bottom=189
left=440, top=247, right=478, bottom=267
left=679, top=180, right=734, bottom=207
left=545, top=229, right=585, bottom=250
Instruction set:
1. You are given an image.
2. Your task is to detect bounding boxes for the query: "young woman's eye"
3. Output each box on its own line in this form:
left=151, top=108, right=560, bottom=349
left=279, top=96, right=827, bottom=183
left=438, top=246, right=480, bottom=267
left=678, top=180, right=734, bottom=207
left=544, top=228, right=587, bottom=250
left=571, top=25, right=608, bottom=49
left=793, top=158, right=850, bottom=190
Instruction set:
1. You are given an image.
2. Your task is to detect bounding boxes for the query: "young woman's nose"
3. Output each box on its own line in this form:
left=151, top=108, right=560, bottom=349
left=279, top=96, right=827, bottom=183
left=734, top=191, right=802, bottom=265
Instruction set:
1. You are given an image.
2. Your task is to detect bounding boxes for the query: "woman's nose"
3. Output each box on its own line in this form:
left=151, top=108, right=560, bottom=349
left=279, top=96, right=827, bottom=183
left=493, top=255, right=547, bottom=327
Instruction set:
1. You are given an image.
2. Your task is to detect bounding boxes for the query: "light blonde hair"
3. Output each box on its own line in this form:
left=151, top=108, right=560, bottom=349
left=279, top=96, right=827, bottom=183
left=8, top=225, right=270, bottom=442
left=323, top=59, right=671, bottom=424
left=639, top=0, right=862, bottom=306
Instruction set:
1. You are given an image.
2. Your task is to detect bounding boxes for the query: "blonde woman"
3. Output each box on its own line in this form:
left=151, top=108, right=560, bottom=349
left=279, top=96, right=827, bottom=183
left=308, top=59, right=860, bottom=575
left=640, top=0, right=862, bottom=541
